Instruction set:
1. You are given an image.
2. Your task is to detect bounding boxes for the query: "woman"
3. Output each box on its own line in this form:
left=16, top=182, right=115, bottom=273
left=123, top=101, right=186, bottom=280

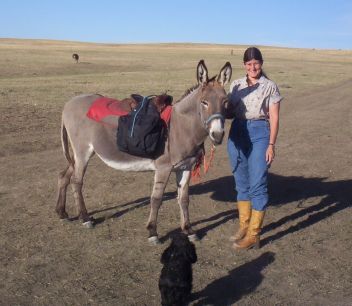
left=227, top=47, right=282, bottom=250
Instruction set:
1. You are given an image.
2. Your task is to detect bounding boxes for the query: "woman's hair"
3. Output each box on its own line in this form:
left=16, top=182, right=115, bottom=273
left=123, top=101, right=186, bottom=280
left=243, top=46, right=268, bottom=79
left=243, top=47, right=263, bottom=63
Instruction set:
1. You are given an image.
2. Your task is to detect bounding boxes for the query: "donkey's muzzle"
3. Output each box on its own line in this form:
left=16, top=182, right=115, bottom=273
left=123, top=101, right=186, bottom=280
left=210, top=130, right=225, bottom=145
left=207, top=113, right=225, bottom=145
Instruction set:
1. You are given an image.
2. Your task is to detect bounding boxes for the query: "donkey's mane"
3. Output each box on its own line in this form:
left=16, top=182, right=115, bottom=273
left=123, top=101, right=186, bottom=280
left=175, top=84, right=199, bottom=103
left=174, top=75, right=217, bottom=104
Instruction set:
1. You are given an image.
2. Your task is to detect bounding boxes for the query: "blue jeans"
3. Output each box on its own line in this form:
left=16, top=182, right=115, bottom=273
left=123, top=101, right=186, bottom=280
left=227, top=119, right=270, bottom=211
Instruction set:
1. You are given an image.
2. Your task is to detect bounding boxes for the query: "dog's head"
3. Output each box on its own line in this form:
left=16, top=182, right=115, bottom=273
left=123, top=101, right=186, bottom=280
left=161, top=233, right=197, bottom=265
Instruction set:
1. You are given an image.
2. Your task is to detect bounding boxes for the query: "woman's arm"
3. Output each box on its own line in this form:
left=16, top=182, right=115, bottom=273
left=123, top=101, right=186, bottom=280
left=266, top=102, right=280, bottom=164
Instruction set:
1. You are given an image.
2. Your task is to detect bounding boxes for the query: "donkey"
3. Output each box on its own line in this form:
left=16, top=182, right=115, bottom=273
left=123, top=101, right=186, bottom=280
left=72, top=53, right=79, bottom=63
left=56, top=60, right=232, bottom=243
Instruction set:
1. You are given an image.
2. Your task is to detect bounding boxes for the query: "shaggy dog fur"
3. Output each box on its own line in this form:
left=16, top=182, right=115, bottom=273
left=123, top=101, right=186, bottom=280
left=159, top=233, right=197, bottom=306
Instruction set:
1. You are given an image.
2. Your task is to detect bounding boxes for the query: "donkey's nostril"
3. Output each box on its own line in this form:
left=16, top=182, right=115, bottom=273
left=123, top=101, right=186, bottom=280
left=210, top=131, right=224, bottom=145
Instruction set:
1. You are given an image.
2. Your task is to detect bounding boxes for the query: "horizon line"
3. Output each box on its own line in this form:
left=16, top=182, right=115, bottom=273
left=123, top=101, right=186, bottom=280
left=0, top=37, right=351, bottom=51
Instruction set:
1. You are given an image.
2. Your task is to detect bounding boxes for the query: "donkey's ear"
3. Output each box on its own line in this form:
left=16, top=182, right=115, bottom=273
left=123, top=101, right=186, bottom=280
left=217, top=62, right=232, bottom=86
left=197, top=60, right=208, bottom=85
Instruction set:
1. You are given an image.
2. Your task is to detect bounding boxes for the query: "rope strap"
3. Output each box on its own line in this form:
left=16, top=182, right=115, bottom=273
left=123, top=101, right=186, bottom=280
left=191, top=145, right=216, bottom=183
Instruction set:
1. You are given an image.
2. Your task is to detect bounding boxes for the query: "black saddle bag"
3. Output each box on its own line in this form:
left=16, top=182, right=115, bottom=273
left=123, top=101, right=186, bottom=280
left=117, top=97, right=165, bottom=158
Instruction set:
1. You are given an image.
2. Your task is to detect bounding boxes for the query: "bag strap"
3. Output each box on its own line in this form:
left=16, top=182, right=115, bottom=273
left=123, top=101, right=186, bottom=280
left=129, top=95, right=156, bottom=137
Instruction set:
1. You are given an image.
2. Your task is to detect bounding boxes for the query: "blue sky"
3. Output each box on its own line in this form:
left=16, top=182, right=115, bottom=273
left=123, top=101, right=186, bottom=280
left=1, top=0, right=351, bottom=49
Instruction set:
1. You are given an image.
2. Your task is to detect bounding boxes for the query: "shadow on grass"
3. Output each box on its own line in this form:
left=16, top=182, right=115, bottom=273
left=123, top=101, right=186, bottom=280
left=85, top=173, right=351, bottom=243
left=192, top=251, right=275, bottom=306
left=159, top=209, right=237, bottom=243
left=91, top=192, right=176, bottom=225
left=262, top=174, right=352, bottom=246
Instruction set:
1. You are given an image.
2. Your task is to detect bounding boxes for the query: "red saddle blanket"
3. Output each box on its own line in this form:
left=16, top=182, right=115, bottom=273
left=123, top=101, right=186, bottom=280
left=86, top=96, right=172, bottom=125
left=86, top=97, right=129, bottom=121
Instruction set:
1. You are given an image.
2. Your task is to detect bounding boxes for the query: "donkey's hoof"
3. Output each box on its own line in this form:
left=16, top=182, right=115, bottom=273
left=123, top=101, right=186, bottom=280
left=148, top=236, right=161, bottom=245
left=188, top=234, right=199, bottom=242
left=56, top=210, right=69, bottom=220
left=82, top=220, right=94, bottom=229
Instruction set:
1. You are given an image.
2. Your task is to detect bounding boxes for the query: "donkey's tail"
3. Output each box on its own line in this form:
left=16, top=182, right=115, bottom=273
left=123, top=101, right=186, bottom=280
left=61, top=120, right=74, bottom=165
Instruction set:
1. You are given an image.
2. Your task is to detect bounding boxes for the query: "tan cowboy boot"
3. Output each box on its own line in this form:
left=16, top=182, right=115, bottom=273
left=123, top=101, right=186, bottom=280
left=233, top=209, right=265, bottom=250
left=230, top=201, right=251, bottom=242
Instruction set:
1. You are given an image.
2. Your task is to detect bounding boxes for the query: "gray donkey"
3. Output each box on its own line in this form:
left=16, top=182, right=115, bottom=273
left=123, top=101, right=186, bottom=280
left=56, top=60, right=232, bottom=243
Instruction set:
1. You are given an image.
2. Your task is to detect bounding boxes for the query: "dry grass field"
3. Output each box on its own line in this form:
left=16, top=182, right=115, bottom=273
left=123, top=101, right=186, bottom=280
left=0, top=38, right=352, bottom=305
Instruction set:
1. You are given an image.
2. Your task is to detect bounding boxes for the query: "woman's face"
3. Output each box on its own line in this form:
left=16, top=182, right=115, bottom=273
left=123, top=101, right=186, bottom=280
left=244, top=59, right=262, bottom=79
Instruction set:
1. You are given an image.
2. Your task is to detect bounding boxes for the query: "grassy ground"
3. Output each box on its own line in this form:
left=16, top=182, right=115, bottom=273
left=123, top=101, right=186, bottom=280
left=0, top=38, right=351, bottom=306
left=1, top=38, right=352, bottom=107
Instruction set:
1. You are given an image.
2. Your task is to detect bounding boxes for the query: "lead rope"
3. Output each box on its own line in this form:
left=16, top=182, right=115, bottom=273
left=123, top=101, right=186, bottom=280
left=203, top=144, right=216, bottom=174
left=191, top=144, right=216, bottom=183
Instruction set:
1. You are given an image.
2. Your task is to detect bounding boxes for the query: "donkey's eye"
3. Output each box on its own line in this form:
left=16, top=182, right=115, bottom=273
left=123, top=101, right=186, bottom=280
left=201, top=100, right=209, bottom=107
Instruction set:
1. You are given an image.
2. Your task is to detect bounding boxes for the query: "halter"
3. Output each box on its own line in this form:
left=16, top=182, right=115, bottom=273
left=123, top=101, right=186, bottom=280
left=204, top=112, right=225, bottom=129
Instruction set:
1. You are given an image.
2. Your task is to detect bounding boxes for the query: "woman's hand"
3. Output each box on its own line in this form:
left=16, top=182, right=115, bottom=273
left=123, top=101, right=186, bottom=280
left=266, top=144, right=275, bottom=165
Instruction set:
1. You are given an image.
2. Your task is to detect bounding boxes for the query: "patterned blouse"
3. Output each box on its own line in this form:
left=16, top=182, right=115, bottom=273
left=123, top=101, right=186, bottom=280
left=228, top=75, right=283, bottom=120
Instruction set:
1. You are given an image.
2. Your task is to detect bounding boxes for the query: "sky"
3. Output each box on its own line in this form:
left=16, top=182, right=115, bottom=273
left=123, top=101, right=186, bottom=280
left=1, top=0, right=352, bottom=50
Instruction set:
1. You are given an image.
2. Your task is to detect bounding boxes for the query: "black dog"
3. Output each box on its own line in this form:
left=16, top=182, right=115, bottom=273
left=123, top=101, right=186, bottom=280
left=159, top=233, right=197, bottom=306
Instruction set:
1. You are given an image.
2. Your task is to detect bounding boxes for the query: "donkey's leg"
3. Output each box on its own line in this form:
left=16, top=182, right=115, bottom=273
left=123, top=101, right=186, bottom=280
left=176, top=170, right=198, bottom=241
left=56, top=164, right=74, bottom=219
left=71, top=147, right=95, bottom=228
left=146, top=168, right=172, bottom=244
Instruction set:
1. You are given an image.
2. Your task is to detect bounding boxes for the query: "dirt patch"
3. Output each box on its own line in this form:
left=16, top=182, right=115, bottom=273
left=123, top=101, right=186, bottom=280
left=0, top=40, right=351, bottom=305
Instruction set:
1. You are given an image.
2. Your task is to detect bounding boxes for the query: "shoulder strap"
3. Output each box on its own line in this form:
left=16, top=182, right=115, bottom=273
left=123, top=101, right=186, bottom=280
left=130, top=96, right=148, bottom=137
